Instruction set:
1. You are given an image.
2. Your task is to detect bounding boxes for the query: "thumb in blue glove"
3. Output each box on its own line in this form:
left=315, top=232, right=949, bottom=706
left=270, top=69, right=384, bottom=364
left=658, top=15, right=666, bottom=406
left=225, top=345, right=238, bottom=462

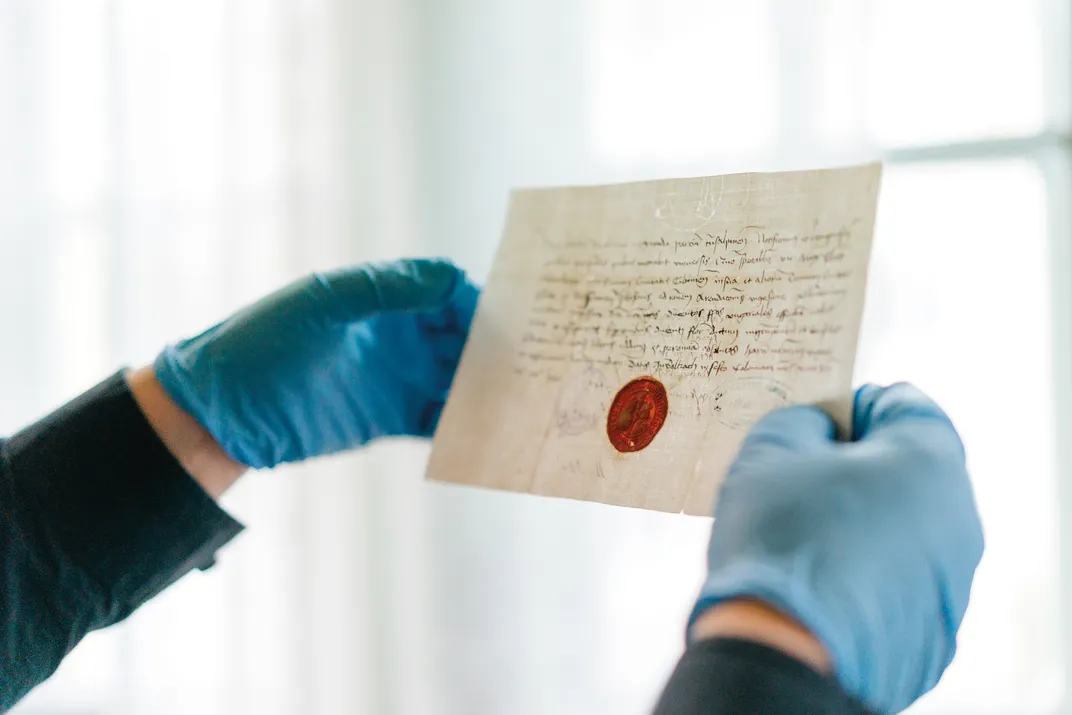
left=154, top=258, right=479, bottom=469
left=691, top=383, right=984, bottom=713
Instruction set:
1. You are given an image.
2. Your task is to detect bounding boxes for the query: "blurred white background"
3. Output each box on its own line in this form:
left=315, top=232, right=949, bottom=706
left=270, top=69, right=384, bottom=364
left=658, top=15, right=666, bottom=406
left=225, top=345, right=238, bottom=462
left=1, top=0, right=1070, bottom=713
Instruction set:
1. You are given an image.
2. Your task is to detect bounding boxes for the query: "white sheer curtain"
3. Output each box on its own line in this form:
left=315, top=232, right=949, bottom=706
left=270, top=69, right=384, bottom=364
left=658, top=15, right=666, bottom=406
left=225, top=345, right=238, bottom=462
left=3, top=1, right=1072, bottom=714
left=1, top=0, right=428, bottom=713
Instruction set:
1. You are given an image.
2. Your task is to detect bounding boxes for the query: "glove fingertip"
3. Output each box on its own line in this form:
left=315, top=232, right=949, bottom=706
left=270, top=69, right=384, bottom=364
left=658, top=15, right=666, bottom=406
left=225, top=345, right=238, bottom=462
left=405, top=257, right=467, bottom=299
left=449, top=275, right=481, bottom=329
left=321, top=258, right=466, bottom=320
left=739, top=404, right=837, bottom=455
left=851, top=383, right=884, bottom=440
left=375, top=257, right=465, bottom=306
left=854, top=381, right=961, bottom=436
left=419, top=400, right=445, bottom=436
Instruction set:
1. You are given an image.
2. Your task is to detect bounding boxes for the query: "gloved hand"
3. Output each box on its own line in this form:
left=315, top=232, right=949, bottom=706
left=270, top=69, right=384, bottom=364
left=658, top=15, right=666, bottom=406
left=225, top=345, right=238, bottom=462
left=690, top=383, right=984, bottom=714
left=153, top=258, right=479, bottom=469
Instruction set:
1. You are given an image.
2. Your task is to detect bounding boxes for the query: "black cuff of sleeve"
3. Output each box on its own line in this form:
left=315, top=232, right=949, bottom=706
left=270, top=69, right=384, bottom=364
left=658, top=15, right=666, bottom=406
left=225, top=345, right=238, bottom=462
left=654, top=638, right=876, bottom=715
left=6, top=371, right=244, bottom=626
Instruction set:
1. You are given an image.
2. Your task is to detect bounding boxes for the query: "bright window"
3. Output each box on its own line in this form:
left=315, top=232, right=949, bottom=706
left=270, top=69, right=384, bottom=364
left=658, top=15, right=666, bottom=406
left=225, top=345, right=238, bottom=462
left=586, top=1, right=1071, bottom=712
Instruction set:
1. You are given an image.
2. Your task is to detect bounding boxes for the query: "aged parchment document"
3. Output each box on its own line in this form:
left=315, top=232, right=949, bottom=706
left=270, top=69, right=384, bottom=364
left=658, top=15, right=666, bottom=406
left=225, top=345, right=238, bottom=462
left=427, top=164, right=882, bottom=515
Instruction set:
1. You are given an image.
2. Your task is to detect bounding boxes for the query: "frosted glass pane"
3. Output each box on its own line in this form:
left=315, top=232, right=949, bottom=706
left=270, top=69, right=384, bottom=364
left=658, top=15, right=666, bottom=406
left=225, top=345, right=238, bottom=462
left=857, top=161, right=1061, bottom=712
left=588, top=0, right=778, bottom=163
left=117, top=0, right=227, bottom=204
left=818, top=0, right=1047, bottom=147
left=42, top=0, right=111, bottom=214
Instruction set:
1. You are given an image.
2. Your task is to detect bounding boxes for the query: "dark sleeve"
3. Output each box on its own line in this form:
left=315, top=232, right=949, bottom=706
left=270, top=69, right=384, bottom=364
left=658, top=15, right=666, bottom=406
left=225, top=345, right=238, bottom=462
left=0, top=372, right=244, bottom=712
left=654, top=639, right=876, bottom=715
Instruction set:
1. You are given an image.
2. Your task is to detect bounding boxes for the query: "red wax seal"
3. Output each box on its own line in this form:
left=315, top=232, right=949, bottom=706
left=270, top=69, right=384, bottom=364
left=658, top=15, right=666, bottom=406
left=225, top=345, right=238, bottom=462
left=606, top=377, right=669, bottom=453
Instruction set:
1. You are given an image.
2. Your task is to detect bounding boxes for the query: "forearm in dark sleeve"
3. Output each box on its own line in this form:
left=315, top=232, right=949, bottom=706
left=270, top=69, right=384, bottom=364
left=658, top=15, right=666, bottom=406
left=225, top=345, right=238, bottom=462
left=0, top=372, right=243, bottom=711
left=654, top=639, right=876, bottom=715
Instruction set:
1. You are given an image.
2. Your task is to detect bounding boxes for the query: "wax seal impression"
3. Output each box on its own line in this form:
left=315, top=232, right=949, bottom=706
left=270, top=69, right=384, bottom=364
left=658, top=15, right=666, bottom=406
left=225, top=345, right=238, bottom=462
left=606, top=377, right=669, bottom=453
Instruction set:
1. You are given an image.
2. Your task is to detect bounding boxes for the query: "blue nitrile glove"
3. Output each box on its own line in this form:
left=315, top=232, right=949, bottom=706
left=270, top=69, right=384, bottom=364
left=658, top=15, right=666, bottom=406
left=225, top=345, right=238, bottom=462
left=690, top=383, right=984, bottom=714
left=154, top=258, right=479, bottom=469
